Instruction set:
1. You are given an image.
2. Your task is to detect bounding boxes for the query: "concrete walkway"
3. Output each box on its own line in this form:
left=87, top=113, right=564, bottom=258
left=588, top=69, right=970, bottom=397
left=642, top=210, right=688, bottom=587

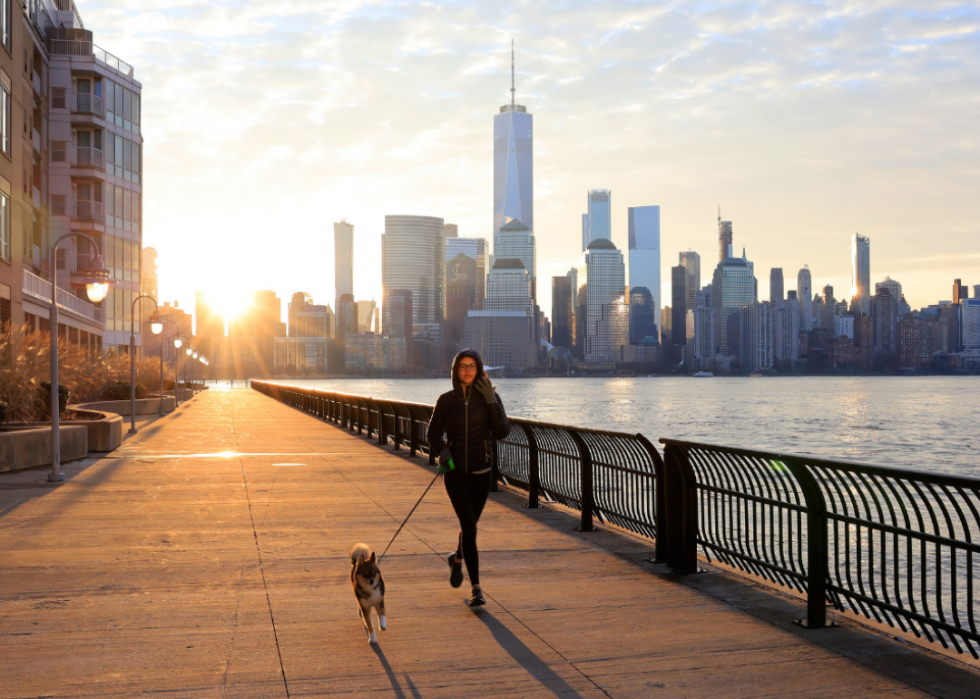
left=1, top=388, right=977, bottom=698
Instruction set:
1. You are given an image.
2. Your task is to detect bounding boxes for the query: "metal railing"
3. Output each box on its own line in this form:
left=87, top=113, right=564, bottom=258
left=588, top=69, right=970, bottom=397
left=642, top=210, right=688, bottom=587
left=21, top=269, right=101, bottom=324
left=251, top=381, right=980, bottom=659
left=71, top=92, right=105, bottom=117
left=47, top=40, right=134, bottom=78
left=72, top=199, right=104, bottom=222
left=72, top=146, right=104, bottom=169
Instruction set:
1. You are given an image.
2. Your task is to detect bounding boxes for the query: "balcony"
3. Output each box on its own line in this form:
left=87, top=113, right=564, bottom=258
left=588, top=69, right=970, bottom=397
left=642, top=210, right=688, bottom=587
left=32, top=244, right=41, bottom=268
left=32, top=128, right=41, bottom=154
left=48, top=40, right=135, bottom=78
left=22, top=268, right=102, bottom=325
left=32, top=186, right=41, bottom=210
left=32, top=71, right=42, bottom=97
left=71, top=146, right=104, bottom=169
left=72, top=198, right=104, bottom=222
left=71, top=92, right=104, bottom=117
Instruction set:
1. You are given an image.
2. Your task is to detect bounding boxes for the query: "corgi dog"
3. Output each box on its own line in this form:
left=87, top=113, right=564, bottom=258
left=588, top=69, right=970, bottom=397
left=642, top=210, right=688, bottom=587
left=350, top=543, right=386, bottom=644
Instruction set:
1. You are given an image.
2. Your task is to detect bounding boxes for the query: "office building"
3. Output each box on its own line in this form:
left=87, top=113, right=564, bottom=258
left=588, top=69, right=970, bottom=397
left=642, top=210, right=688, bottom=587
left=851, top=234, right=871, bottom=315
left=382, top=215, right=444, bottom=332
left=770, top=268, right=784, bottom=302
left=443, top=223, right=458, bottom=239
left=334, top=221, right=354, bottom=311
left=872, top=288, right=899, bottom=357
left=774, top=297, right=800, bottom=366
left=494, top=218, right=536, bottom=301
left=740, top=302, right=775, bottom=372
left=144, top=301, right=192, bottom=369
left=836, top=315, right=855, bottom=340
left=195, top=291, right=225, bottom=361
left=446, top=237, right=490, bottom=308
left=875, top=277, right=903, bottom=304
left=336, top=294, right=356, bottom=339
left=629, top=286, right=657, bottom=345
left=797, top=266, right=813, bottom=331
left=661, top=306, right=672, bottom=348
left=141, top=248, right=158, bottom=301
left=582, top=190, right=611, bottom=251
left=493, top=43, right=532, bottom=237
left=712, top=250, right=756, bottom=356
left=686, top=289, right=716, bottom=371
left=551, top=275, right=574, bottom=350
left=952, top=279, right=968, bottom=304
left=718, top=211, right=733, bottom=262
left=356, top=300, right=376, bottom=334
left=344, top=334, right=407, bottom=371
left=670, top=266, right=687, bottom=347
left=385, top=289, right=413, bottom=341
left=464, top=310, right=535, bottom=369
left=288, top=292, right=332, bottom=339
left=579, top=238, right=627, bottom=362
left=224, top=291, right=285, bottom=377
left=821, top=285, right=837, bottom=334
left=446, top=254, right=478, bottom=345
left=962, top=298, right=980, bottom=350
left=679, top=251, right=701, bottom=311
left=484, top=258, right=534, bottom=337
left=628, top=205, right=661, bottom=339
left=974, top=285, right=980, bottom=300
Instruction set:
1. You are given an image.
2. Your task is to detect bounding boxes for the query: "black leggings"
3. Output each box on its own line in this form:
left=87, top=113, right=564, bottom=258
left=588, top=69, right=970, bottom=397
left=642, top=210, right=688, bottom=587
left=444, top=470, right=492, bottom=586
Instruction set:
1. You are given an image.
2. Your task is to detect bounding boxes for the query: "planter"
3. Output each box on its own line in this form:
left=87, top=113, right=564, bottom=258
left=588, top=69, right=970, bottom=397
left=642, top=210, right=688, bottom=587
left=0, top=424, right=89, bottom=473
left=74, top=395, right=176, bottom=418
left=66, top=406, right=124, bottom=453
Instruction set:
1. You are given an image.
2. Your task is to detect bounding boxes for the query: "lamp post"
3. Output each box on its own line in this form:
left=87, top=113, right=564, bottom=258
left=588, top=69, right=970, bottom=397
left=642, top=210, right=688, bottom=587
left=184, top=346, right=194, bottom=397
left=171, top=334, right=184, bottom=407
left=47, top=233, right=111, bottom=483
left=150, top=314, right=180, bottom=417
left=129, top=295, right=158, bottom=435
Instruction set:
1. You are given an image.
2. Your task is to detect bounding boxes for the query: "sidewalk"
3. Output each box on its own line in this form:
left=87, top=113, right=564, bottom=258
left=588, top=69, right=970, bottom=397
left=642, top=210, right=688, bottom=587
left=0, top=387, right=975, bottom=698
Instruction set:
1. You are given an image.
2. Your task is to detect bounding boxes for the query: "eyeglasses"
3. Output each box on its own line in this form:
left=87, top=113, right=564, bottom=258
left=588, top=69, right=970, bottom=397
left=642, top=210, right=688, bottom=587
left=458, top=363, right=478, bottom=371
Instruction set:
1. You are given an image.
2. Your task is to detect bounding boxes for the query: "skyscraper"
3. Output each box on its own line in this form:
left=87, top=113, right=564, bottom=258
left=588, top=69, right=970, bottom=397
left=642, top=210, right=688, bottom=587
left=484, top=259, right=534, bottom=323
left=712, top=251, right=756, bottom=356
left=686, top=289, right=716, bottom=371
left=493, top=42, right=533, bottom=237
left=628, top=205, right=661, bottom=340
left=953, top=279, right=968, bottom=304
left=141, top=248, right=159, bottom=301
left=334, top=221, right=354, bottom=312
left=551, top=276, right=574, bottom=350
left=671, top=266, right=687, bottom=347
left=821, top=285, right=837, bottom=334
left=797, top=266, right=813, bottom=331
left=446, top=237, right=490, bottom=309
left=582, top=190, right=612, bottom=251
left=494, top=219, right=536, bottom=301
left=381, top=215, right=445, bottom=332
left=629, top=287, right=657, bottom=345
left=770, top=268, right=784, bottom=302
left=851, top=234, right=871, bottom=315
left=679, top=251, right=701, bottom=311
left=580, top=238, right=627, bottom=362
left=718, top=210, right=733, bottom=262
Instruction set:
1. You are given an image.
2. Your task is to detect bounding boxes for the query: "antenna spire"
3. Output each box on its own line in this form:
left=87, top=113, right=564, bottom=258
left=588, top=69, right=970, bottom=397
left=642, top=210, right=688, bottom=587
left=511, top=39, right=516, bottom=107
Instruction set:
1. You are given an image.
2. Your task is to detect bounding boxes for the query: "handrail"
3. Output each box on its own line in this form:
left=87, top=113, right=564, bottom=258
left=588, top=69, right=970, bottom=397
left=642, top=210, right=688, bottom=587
left=251, top=380, right=980, bottom=659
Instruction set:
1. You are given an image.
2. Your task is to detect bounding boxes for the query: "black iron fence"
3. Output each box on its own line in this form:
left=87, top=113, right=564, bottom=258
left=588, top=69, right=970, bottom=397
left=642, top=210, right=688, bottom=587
left=251, top=381, right=980, bottom=659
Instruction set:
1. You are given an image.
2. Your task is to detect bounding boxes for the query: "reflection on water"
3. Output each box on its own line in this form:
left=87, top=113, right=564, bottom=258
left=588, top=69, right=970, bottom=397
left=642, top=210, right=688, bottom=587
left=276, top=376, right=980, bottom=477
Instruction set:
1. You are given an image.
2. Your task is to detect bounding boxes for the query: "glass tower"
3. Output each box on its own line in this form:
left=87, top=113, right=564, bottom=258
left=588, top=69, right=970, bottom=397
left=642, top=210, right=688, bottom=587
left=851, top=233, right=871, bottom=316
left=628, top=205, right=661, bottom=342
left=582, top=190, right=611, bottom=251
left=580, top=238, right=627, bottom=362
left=797, top=266, right=813, bottom=331
left=381, top=215, right=445, bottom=332
left=712, top=254, right=757, bottom=356
left=494, top=219, right=536, bottom=302
left=334, top=221, right=354, bottom=313
left=493, top=45, right=532, bottom=236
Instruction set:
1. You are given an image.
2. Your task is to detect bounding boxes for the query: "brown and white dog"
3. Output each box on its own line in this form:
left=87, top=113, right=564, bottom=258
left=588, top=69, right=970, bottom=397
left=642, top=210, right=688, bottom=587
left=350, top=543, right=386, bottom=644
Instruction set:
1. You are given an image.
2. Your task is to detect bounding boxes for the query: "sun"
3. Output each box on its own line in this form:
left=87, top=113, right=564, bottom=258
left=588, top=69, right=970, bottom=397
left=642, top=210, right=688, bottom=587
left=204, top=289, right=252, bottom=322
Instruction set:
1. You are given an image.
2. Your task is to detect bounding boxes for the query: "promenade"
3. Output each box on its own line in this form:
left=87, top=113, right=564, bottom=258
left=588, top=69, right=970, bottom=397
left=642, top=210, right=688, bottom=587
left=1, top=388, right=976, bottom=698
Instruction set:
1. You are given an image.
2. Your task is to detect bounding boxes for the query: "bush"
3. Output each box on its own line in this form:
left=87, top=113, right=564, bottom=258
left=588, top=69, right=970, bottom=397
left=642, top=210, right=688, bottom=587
left=38, top=381, right=72, bottom=418
left=0, top=400, right=11, bottom=424
left=102, top=379, right=149, bottom=401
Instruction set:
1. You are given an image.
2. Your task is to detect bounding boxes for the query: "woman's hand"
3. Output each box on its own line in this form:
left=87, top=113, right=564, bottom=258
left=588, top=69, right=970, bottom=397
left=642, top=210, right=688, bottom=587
left=474, top=376, right=496, bottom=404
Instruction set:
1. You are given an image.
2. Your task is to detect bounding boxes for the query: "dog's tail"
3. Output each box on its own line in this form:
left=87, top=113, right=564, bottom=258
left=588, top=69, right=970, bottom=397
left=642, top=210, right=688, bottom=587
left=350, top=543, right=372, bottom=566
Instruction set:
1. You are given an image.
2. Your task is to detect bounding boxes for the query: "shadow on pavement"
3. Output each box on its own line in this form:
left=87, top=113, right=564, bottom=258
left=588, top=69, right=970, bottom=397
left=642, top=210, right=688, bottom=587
left=371, top=645, right=422, bottom=699
left=474, top=608, right=589, bottom=699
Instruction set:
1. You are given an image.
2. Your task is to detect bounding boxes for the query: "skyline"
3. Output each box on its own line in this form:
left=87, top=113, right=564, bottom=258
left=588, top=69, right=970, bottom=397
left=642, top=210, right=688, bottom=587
left=78, top=0, right=980, bottom=320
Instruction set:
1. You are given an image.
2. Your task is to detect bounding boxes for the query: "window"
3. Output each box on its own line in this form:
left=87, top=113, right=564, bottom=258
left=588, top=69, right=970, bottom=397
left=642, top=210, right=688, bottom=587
left=53, top=88, right=66, bottom=109
left=1, top=0, right=10, bottom=53
left=0, top=82, right=9, bottom=156
left=0, top=191, right=8, bottom=261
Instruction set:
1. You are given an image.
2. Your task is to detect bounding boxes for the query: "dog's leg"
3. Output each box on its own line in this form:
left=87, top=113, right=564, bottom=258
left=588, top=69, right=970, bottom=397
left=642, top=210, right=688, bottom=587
left=378, top=601, right=387, bottom=630
left=363, top=605, right=377, bottom=644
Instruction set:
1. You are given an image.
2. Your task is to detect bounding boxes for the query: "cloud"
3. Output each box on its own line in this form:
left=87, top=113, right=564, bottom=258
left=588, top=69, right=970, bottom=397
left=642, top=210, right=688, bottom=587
left=74, top=0, right=980, bottom=317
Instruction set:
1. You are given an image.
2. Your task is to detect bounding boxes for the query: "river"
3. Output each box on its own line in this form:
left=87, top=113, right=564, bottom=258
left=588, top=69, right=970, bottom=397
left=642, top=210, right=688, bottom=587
left=268, top=376, right=980, bottom=478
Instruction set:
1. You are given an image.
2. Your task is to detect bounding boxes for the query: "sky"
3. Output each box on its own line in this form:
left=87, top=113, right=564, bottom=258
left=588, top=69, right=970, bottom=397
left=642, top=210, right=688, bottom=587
left=80, top=0, right=980, bottom=325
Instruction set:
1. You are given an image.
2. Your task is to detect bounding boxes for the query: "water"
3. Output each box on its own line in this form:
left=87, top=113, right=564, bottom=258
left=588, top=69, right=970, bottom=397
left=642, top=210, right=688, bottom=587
left=272, top=376, right=980, bottom=478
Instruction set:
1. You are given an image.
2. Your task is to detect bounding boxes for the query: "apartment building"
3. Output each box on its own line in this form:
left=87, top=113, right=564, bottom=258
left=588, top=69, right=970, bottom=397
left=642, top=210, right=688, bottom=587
left=0, top=0, right=142, bottom=354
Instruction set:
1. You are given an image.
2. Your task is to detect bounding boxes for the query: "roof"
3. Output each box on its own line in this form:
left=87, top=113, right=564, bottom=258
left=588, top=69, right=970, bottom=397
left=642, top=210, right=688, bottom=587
left=492, top=258, right=527, bottom=271
left=499, top=218, right=530, bottom=232
left=586, top=238, right=617, bottom=251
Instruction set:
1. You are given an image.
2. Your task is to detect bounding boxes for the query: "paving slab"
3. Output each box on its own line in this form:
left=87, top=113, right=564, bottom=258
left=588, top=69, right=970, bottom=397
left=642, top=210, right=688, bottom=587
left=1, top=386, right=977, bottom=699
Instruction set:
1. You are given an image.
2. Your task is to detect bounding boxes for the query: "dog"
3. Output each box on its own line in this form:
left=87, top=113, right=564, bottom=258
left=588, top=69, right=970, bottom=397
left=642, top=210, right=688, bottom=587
left=350, top=543, right=386, bottom=644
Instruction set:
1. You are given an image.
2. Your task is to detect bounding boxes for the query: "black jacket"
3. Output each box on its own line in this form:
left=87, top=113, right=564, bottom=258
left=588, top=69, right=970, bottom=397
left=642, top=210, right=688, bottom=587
left=427, top=350, right=511, bottom=473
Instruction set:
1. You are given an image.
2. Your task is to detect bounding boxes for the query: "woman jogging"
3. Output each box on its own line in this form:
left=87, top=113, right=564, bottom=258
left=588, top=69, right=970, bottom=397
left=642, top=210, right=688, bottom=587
left=427, top=349, right=510, bottom=606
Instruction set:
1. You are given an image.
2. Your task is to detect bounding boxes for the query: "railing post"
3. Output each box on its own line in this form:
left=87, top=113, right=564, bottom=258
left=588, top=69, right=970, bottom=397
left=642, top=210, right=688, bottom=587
left=377, top=401, right=388, bottom=446
left=786, top=458, right=833, bottom=629
left=392, top=407, right=402, bottom=451
left=409, top=415, right=419, bottom=457
left=569, top=430, right=595, bottom=531
left=490, top=439, right=501, bottom=492
left=636, top=434, right=668, bottom=563
left=518, top=422, right=541, bottom=509
left=662, top=443, right=699, bottom=573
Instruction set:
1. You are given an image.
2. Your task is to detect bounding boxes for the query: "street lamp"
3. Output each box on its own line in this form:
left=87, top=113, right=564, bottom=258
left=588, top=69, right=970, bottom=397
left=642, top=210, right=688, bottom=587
left=48, top=233, right=112, bottom=483
left=172, top=338, right=184, bottom=404
left=129, top=294, right=158, bottom=435
left=150, top=313, right=180, bottom=417
left=184, top=346, right=194, bottom=397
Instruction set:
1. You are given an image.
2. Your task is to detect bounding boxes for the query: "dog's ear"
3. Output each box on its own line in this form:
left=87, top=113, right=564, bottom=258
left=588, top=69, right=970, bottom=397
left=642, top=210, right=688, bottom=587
left=357, top=554, right=365, bottom=565
left=369, top=552, right=377, bottom=563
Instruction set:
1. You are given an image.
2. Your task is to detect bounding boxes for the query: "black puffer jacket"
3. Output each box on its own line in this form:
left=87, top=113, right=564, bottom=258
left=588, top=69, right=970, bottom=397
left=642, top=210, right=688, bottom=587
left=427, top=349, right=510, bottom=474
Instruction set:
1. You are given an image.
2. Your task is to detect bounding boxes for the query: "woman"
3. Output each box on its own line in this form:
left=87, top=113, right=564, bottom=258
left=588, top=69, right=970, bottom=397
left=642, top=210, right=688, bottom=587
left=427, top=349, right=510, bottom=606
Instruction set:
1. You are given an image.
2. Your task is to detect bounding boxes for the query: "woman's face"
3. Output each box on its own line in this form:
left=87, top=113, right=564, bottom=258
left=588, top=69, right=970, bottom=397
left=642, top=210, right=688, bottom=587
left=457, top=358, right=479, bottom=386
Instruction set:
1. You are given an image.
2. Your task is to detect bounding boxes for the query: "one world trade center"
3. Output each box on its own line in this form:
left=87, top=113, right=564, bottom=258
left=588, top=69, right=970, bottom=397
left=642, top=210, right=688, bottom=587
left=493, top=42, right=533, bottom=237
